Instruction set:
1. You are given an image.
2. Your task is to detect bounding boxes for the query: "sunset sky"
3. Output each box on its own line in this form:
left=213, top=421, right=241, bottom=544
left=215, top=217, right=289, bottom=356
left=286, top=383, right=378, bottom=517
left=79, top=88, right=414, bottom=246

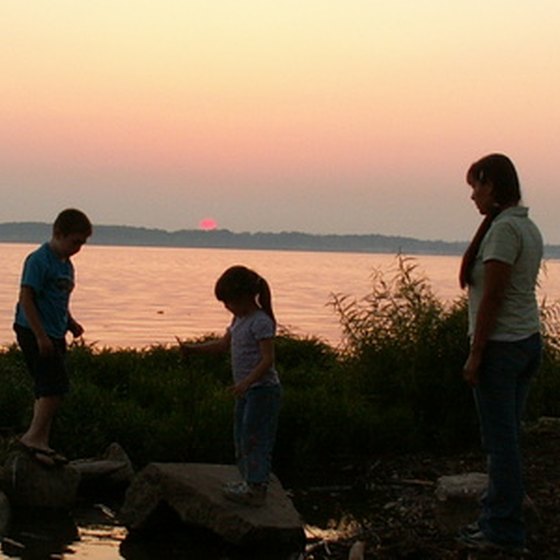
left=2, top=1, right=560, bottom=243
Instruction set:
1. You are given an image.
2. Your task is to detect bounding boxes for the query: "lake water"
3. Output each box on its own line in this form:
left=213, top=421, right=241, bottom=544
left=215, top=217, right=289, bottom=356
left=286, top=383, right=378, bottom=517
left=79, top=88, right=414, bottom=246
left=1, top=242, right=560, bottom=349
left=1, top=242, right=559, bottom=558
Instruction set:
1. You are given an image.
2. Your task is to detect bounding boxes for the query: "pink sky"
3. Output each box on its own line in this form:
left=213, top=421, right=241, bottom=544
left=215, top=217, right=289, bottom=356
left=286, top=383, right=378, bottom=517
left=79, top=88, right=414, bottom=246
left=2, top=1, right=560, bottom=242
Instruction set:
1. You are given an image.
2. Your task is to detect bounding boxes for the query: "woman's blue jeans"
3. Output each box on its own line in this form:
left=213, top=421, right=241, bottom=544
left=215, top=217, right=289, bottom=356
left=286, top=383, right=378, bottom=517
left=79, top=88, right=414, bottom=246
left=473, top=333, right=542, bottom=546
left=234, top=384, right=282, bottom=485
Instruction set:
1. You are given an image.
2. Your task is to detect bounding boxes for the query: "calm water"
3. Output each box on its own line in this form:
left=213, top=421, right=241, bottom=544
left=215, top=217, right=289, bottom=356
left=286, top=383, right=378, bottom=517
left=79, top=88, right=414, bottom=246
left=1, top=242, right=559, bottom=558
left=1, top=242, right=560, bottom=349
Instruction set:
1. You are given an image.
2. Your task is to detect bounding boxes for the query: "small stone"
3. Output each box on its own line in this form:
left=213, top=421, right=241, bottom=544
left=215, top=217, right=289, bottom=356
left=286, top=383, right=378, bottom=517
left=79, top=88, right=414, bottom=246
left=434, top=473, right=487, bottom=534
left=70, top=442, right=134, bottom=486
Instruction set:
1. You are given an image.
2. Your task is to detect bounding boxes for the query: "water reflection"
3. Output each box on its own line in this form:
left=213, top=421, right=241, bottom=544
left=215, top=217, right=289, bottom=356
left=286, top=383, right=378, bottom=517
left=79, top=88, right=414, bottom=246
left=2, top=510, right=80, bottom=559
left=120, top=529, right=303, bottom=560
left=1, top=508, right=305, bottom=560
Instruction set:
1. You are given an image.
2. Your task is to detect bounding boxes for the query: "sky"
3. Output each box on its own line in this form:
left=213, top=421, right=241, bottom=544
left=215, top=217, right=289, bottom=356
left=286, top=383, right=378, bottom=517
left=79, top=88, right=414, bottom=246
left=2, top=1, right=560, bottom=243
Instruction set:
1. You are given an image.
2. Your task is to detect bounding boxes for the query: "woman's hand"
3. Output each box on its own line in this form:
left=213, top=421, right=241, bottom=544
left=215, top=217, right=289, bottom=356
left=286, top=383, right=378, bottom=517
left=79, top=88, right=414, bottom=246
left=463, top=350, right=482, bottom=387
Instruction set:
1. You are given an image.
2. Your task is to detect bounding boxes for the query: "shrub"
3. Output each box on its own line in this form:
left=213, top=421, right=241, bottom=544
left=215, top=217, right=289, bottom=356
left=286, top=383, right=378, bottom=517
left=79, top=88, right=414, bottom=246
left=1, top=259, right=559, bottom=471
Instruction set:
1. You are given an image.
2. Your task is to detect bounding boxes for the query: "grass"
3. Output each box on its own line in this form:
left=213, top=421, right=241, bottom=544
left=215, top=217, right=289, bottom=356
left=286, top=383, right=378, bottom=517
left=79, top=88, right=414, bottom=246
left=1, top=255, right=559, bottom=473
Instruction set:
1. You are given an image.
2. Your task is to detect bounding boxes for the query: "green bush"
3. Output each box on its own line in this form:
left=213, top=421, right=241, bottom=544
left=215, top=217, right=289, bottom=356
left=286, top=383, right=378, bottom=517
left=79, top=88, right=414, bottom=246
left=1, top=256, right=559, bottom=472
left=328, top=256, right=478, bottom=449
left=0, top=344, right=32, bottom=433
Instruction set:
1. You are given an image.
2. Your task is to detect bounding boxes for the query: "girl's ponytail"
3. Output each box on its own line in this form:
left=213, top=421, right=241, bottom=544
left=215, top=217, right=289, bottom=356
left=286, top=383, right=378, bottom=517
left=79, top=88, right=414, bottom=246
left=215, top=265, right=276, bottom=323
left=257, top=276, right=276, bottom=324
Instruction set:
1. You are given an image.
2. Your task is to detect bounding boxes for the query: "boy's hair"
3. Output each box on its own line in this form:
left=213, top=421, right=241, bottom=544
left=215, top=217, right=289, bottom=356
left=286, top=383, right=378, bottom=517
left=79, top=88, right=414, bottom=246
left=215, top=265, right=275, bottom=323
left=53, top=208, right=92, bottom=237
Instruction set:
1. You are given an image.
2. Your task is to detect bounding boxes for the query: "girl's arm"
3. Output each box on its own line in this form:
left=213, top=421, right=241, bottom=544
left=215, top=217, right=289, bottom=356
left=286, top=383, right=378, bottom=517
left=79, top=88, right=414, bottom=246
left=19, top=286, right=54, bottom=355
left=463, top=259, right=512, bottom=386
left=178, top=330, right=231, bottom=358
left=231, top=337, right=275, bottom=397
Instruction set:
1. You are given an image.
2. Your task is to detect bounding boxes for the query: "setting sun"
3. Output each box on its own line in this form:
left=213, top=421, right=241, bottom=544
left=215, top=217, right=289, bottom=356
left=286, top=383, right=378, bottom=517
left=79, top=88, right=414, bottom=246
left=2, top=2, right=560, bottom=242
left=199, top=218, right=218, bottom=231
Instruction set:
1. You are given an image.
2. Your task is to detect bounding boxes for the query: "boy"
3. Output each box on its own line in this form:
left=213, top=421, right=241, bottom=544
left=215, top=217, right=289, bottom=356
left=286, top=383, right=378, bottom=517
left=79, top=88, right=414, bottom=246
left=13, top=208, right=92, bottom=467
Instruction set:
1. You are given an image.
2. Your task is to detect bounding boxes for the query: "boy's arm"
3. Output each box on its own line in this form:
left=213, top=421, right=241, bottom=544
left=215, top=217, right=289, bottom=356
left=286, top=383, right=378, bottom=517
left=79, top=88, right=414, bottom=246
left=67, top=312, right=84, bottom=337
left=18, top=286, right=55, bottom=355
left=231, top=338, right=274, bottom=397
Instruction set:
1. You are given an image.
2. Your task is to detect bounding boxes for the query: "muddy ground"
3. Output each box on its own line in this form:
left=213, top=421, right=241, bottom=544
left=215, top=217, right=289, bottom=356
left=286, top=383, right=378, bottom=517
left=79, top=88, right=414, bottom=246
left=294, top=419, right=560, bottom=560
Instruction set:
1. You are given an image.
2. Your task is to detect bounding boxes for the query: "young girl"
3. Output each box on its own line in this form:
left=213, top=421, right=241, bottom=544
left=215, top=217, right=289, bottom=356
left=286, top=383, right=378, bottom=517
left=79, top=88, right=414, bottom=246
left=179, top=265, right=282, bottom=507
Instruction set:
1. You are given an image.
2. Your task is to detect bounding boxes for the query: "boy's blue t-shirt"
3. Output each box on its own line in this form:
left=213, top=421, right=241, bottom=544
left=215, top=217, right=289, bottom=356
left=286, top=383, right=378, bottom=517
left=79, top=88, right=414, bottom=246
left=15, top=242, right=75, bottom=339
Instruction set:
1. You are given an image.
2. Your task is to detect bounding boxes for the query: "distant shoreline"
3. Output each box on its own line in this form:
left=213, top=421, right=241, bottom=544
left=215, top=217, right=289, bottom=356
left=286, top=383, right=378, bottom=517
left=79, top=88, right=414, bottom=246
left=1, top=221, right=559, bottom=258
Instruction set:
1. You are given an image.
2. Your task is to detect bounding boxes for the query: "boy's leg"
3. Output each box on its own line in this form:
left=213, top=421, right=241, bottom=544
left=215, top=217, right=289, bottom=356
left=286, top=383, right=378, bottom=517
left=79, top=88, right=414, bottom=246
left=14, top=325, right=69, bottom=452
left=20, top=395, right=63, bottom=451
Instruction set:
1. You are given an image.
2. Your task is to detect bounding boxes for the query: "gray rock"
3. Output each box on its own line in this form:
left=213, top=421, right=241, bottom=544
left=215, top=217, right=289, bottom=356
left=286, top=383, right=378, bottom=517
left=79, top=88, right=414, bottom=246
left=527, top=416, right=560, bottom=435
left=434, top=472, right=541, bottom=534
left=3, top=452, right=81, bottom=509
left=0, top=490, right=11, bottom=536
left=70, top=442, right=134, bottom=486
left=120, top=463, right=304, bottom=546
left=435, top=472, right=488, bottom=502
left=434, top=472, right=487, bottom=533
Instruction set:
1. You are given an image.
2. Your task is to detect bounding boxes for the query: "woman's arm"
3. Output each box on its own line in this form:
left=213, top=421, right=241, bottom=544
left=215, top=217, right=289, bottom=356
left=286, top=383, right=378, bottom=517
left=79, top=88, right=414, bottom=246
left=231, top=338, right=275, bottom=397
left=463, top=259, right=512, bottom=386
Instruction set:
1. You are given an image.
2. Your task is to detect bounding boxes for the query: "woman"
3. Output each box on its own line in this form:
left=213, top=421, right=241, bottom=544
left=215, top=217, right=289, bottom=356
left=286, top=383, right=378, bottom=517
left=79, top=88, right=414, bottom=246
left=458, top=154, right=543, bottom=552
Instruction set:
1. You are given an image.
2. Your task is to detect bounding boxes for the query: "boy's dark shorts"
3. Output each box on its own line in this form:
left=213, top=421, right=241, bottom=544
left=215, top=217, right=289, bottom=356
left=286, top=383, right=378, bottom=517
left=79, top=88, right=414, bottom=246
left=14, top=324, right=69, bottom=398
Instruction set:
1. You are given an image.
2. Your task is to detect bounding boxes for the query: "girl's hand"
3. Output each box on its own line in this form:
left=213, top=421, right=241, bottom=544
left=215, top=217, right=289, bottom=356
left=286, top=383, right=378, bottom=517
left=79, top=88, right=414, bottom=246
left=230, top=379, right=251, bottom=397
left=462, top=351, right=482, bottom=387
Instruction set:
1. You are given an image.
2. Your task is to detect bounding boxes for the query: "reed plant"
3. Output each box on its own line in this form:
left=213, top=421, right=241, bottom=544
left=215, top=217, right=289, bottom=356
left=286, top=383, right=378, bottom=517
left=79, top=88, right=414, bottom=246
left=329, top=255, right=477, bottom=451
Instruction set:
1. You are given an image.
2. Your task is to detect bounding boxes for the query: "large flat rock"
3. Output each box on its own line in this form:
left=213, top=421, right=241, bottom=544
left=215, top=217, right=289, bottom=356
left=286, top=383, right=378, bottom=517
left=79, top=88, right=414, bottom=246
left=119, top=463, right=304, bottom=546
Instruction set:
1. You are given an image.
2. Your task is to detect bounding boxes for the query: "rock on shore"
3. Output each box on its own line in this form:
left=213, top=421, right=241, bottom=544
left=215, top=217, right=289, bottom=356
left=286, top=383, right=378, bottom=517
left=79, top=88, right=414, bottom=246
left=119, top=463, right=305, bottom=547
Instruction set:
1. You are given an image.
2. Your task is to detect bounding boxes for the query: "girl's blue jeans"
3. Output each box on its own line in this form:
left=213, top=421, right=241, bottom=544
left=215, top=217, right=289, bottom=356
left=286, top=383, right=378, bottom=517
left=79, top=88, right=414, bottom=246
left=234, top=384, right=282, bottom=486
left=473, top=332, right=542, bottom=546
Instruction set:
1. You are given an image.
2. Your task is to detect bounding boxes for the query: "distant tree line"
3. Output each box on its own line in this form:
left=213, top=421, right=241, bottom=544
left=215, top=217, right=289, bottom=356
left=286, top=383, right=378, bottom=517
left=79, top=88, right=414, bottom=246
left=1, top=221, right=560, bottom=257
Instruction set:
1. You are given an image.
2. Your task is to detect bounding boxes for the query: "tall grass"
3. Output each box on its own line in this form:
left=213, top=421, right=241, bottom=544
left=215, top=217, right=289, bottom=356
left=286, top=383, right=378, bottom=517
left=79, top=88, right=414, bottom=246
left=329, top=255, right=560, bottom=450
left=329, top=256, right=477, bottom=450
left=0, top=256, right=559, bottom=472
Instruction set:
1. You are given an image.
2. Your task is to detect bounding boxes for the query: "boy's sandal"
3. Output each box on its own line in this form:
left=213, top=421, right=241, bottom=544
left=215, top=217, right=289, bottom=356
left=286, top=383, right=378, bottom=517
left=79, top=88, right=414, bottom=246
left=18, top=442, right=56, bottom=468
left=48, top=450, right=69, bottom=465
left=18, top=442, right=69, bottom=467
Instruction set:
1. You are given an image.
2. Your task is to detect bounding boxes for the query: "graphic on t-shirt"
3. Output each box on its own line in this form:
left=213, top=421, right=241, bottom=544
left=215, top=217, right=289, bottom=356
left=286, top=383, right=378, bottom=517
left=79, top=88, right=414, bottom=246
left=56, top=276, right=75, bottom=293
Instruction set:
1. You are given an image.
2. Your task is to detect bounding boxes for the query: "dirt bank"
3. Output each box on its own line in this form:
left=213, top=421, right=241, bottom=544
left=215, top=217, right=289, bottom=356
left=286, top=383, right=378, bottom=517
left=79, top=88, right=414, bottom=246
left=293, top=419, right=560, bottom=559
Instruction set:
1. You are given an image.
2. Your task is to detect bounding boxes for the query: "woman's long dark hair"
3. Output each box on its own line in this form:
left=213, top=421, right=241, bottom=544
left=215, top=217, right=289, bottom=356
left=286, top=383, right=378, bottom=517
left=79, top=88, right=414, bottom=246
left=214, top=265, right=275, bottom=323
left=459, top=153, right=521, bottom=288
